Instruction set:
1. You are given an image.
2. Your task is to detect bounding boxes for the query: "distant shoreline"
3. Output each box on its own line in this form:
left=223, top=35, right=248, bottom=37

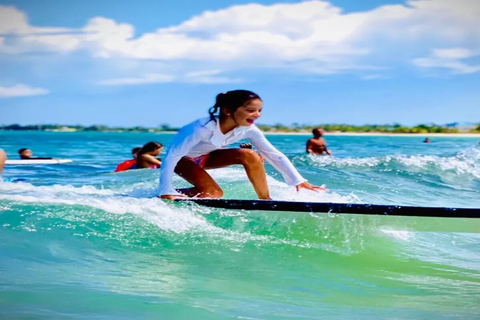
left=2, top=122, right=479, bottom=136
left=1, top=129, right=479, bottom=137
left=264, top=132, right=480, bottom=137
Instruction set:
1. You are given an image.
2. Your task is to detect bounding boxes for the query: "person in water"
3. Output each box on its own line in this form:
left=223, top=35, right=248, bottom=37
left=132, top=147, right=141, bottom=158
left=115, top=147, right=141, bottom=172
left=423, top=138, right=431, bottom=143
left=0, top=149, right=6, bottom=181
left=135, top=142, right=163, bottom=169
left=158, top=89, right=325, bottom=200
left=306, top=128, right=332, bottom=156
left=18, top=148, right=53, bottom=160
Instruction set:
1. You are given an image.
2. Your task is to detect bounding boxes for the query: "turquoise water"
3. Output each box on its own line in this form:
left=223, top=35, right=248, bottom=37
left=1, top=131, right=479, bottom=319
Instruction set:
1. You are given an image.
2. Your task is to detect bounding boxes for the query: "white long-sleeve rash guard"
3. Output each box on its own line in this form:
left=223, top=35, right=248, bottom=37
left=158, top=117, right=307, bottom=196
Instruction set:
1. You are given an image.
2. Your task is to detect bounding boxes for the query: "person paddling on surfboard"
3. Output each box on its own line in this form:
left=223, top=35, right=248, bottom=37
left=0, top=148, right=6, bottom=182
left=18, top=148, right=53, bottom=160
left=115, top=147, right=141, bottom=172
left=134, top=142, right=163, bottom=169
left=158, top=90, right=326, bottom=200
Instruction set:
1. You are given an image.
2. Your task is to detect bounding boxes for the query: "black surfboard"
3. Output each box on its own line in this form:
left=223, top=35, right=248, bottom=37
left=174, top=198, right=480, bottom=218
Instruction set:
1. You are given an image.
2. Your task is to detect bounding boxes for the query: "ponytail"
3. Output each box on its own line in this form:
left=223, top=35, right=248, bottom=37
left=208, top=103, right=220, bottom=122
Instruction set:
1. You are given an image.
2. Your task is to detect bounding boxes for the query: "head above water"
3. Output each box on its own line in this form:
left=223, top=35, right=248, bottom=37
left=18, top=148, right=32, bottom=159
left=131, top=147, right=141, bottom=156
left=209, top=90, right=262, bottom=122
left=312, top=128, right=324, bottom=137
left=137, top=141, right=163, bottom=157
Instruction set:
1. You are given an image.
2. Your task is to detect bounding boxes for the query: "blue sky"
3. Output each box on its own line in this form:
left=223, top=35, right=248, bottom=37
left=1, top=0, right=479, bottom=127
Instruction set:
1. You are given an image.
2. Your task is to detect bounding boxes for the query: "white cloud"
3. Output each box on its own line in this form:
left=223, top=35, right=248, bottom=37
left=0, top=6, right=80, bottom=53
left=98, top=74, right=173, bottom=86
left=0, top=6, right=30, bottom=34
left=1, top=0, right=479, bottom=82
left=98, top=70, right=242, bottom=86
left=361, top=74, right=390, bottom=80
left=413, top=47, right=480, bottom=74
left=433, top=48, right=474, bottom=59
left=0, top=84, right=49, bottom=97
left=184, top=70, right=244, bottom=84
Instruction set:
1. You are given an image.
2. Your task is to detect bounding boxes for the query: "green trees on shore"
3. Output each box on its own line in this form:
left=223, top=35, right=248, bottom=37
left=257, top=123, right=465, bottom=133
left=1, top=123, right=478, bottom=133
left=0, top=124, right=178, bottom=132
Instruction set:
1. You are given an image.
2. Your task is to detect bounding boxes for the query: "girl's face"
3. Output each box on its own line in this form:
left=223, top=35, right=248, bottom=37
left=232, top=99, right=263, bottom=126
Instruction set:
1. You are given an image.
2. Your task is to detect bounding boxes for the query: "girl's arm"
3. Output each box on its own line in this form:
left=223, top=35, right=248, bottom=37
left=248, top=127, right=326, bottom=191
left=248, top=127, right=306, bottom=186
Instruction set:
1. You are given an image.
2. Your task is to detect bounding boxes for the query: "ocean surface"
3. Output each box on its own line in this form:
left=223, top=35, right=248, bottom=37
left=1, top=131, right=479, bottom=320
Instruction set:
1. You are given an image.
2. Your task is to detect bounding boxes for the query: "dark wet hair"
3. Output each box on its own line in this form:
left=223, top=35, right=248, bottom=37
left=312, top=128, right=323, bottom=136
left=208, top=90, right=261, bottom=122
left=131, top=147, right=141, bottom=155
left=18, top=148, right=29, bottom=154
left=137, top=142, right=163, bottom=157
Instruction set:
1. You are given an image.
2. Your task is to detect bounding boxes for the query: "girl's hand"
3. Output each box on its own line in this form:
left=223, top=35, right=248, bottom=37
left=239, top=143, right=253, bottom=149
left=295, top=181, right=328, bottom=192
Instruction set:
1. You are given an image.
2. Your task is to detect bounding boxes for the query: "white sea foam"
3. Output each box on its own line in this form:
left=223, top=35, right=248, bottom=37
left=0, top=177, right=427, bottom=256
left=206, top=166, right=361, bottom=203
left=306, top=148, right=480, bottom=179
left=0, top=180, right=279, bottom=242
left=308, top=155, right=380, bottom=167
left=0, top=181, right=116, bottom=195
left=381, top=229, right=413, bottom=241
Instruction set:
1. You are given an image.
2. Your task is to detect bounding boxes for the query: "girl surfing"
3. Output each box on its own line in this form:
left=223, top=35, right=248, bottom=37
left=159, top=90, right=325, bottom=200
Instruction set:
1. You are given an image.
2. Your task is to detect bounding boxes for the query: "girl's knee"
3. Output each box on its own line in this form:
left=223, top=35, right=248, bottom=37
left=238, top=149, right=262, bottom=165
left=203, top=187, right=223, bottom=198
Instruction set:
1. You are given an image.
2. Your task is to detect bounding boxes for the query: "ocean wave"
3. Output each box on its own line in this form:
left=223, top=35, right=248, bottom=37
left=301, top=147, right=480, bottom=180
left=1, top=165, right=478, bottom=257
left=0, top=179, right=387, bottom=255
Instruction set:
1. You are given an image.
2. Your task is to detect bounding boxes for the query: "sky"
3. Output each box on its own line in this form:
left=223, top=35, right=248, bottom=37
left=0, top=0, right=479, bottom=127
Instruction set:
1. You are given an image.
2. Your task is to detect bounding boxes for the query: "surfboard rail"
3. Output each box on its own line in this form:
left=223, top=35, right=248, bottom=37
left=175, top=198, right=480, bottom=218
left=5, top=159, right=73, bottom=165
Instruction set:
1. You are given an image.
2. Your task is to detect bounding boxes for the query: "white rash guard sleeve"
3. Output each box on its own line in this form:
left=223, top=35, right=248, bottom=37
left=246, top=126, right=307, bottom=186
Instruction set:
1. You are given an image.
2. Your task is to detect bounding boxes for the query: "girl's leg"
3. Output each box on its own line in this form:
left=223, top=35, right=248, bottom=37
left=174, top=157, right=223, bottom=198
left=174, top=148, right=270, bottom=199
left=207, top=148, right=270, bottom=199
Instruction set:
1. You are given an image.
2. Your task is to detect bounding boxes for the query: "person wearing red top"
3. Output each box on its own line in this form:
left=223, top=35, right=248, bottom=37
left=115, top=147, right=141, bottom=172
left=0, top=149, right=6, bottom=181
